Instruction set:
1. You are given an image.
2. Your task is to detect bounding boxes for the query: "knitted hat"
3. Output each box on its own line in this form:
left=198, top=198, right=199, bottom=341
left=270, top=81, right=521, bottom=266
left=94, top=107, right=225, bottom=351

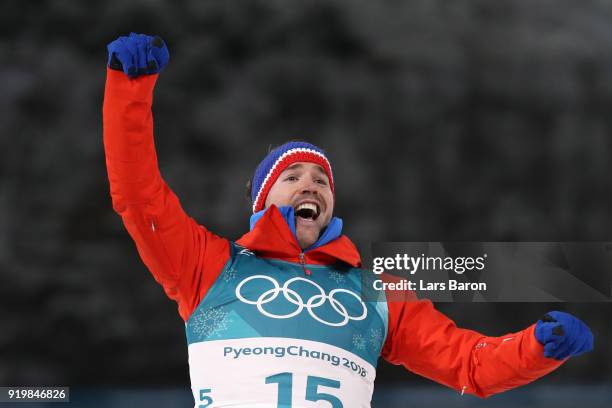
left=251, top=141, right=334, bottom=213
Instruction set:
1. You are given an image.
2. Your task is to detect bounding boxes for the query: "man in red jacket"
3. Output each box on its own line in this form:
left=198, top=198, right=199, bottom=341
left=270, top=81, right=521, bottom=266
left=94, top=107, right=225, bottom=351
left=103, top=33, right=594, bottom=408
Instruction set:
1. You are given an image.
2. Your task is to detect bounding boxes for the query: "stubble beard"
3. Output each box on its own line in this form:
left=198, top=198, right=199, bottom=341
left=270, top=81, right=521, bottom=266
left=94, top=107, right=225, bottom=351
left=296, top=224, right=320, bottom=250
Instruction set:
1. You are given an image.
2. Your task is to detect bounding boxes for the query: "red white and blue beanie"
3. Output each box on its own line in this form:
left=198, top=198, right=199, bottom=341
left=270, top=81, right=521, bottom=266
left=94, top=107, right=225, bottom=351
left=251, top=141, right=335, bottom=213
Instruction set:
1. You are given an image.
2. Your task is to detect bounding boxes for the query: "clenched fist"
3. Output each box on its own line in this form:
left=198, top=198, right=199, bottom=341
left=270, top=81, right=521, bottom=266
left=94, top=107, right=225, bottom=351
left=535, top=311, right=594, bottom=360
left=107, top=32, right=169, bottom=78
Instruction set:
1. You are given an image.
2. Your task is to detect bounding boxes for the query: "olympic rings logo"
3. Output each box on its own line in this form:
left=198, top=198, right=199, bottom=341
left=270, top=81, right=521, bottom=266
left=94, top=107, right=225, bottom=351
left=235, top=275, right=368, bottom=327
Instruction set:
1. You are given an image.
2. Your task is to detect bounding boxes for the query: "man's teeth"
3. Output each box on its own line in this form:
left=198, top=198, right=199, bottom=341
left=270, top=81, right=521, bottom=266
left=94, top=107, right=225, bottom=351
left=296, top=202, right=319, bottom=214
left=295, top=202, right=319, bottom=219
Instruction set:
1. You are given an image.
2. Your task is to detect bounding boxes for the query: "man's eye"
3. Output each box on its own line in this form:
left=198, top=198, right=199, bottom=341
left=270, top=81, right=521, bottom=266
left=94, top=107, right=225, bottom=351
left=316, top=179, right=328, bottom=185
left=285, top=176, right=298, bottom=181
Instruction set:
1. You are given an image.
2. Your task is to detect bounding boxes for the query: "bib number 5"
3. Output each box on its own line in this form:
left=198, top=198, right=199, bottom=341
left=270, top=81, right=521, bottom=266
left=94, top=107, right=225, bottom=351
left=265, top=372, right=343, bottom=408
left=198, top=388, right=213, bottom=407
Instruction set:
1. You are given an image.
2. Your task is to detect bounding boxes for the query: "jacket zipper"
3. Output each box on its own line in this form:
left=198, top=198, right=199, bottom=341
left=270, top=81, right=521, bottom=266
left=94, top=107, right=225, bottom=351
left=299, top=252, right=312, bottom=276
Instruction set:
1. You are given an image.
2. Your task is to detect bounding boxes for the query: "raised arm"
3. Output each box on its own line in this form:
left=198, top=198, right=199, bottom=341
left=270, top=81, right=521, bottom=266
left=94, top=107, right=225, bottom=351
left=102, top=33, right=229, bottom=321
left=382, top=298, right=592, bottom=397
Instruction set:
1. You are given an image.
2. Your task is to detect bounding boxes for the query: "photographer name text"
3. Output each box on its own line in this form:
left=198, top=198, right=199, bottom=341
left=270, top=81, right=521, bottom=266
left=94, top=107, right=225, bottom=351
left=373, top=278, right=487, bottom=292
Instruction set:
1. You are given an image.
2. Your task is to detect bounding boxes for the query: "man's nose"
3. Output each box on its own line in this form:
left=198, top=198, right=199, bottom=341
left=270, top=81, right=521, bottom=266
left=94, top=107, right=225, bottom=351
left=299, top=177, right=319, bottom=193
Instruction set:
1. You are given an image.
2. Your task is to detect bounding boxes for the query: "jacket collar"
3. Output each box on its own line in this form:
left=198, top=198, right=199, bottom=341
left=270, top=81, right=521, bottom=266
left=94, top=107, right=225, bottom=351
left=249, top=205, right=343, bottom=251
left=236, top=205, right=362, bottom=267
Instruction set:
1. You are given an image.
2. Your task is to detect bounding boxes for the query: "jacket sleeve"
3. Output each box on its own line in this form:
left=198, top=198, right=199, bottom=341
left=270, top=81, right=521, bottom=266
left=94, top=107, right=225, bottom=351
left=381, top=297, right=566, bottom=398
left=102, top=68, right=229, bottom=321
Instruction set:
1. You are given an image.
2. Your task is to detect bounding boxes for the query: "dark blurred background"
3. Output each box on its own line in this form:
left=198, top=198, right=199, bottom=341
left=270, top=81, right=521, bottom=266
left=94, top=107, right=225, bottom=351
left=1, top=0, right=611, bottom=406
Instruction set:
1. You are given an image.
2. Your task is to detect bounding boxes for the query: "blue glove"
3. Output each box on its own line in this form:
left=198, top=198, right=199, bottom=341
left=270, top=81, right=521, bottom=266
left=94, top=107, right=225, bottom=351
left=535, top=311, right=594, bottom=360
left=107, top=32, right=169, bottom=78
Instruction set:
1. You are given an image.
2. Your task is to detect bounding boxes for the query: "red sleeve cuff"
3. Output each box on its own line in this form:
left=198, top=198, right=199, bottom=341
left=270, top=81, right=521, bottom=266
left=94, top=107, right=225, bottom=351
left=105, top=67, right=159, bottom=101
left=522, top=324, right=567, bottom=370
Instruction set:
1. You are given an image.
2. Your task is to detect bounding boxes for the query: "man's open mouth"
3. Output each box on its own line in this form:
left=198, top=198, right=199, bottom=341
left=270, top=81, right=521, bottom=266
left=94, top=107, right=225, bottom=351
left=295, top=202, right=320, bottom=221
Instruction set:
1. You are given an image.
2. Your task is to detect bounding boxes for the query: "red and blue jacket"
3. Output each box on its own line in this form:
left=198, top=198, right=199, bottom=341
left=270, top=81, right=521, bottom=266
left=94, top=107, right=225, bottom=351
left=103, top=68, right=564, bottom=407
